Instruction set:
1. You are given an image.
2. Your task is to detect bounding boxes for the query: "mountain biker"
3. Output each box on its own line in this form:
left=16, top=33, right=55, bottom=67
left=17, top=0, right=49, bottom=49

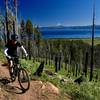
left=4, top=34, right=28, bottom=76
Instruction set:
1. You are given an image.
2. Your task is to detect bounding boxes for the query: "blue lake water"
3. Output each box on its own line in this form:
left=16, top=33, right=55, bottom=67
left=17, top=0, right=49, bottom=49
left=40, top=28, right=100, bottom=39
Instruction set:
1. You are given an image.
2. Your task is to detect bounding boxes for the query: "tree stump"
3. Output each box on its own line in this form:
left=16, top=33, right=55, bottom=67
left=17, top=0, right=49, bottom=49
left=33, top=61, right=44, bottom=76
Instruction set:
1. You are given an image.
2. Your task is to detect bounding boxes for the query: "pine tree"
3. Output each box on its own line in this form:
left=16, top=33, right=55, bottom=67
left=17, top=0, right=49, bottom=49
left=26, top=19, right=33, bottom=60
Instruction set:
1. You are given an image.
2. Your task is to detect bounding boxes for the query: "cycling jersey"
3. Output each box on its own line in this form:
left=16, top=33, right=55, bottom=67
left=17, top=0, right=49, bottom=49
left=5, top=40, right=22, bottom=57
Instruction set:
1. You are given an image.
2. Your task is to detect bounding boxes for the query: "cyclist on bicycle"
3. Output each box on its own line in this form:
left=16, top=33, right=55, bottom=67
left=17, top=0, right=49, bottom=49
left=4, top=34, right=28, bottom=76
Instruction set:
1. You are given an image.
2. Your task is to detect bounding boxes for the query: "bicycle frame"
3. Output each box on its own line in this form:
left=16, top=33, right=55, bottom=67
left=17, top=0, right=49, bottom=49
left=9, top=57, right=30, bottom=91
left=10, top=57, right=20, bottom=77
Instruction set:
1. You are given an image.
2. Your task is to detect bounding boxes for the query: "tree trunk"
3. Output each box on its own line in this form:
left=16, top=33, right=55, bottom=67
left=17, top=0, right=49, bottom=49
left=58, top=55, right=61, bottom=71
left=49, top=52, right=51, bottom=65
left=5, top=3, right=10, bottom=42
left=55, top=55, right=58, bottom=72
left=3, top=23, right=7, bottom=43
left=72, top=66, right=75, bottom=76
left=84, top=52, right=88, bottom=77
left=77, top=64, right=80, bottom=76
left=75, top=64, right=78, bottom=77
left=45, top=51, right=48, bottom=64
left=28, top=35, right=31, bottom=60
left=65, top=61, right=67, bottom=70
left=37, top=45, right=40, bottom=62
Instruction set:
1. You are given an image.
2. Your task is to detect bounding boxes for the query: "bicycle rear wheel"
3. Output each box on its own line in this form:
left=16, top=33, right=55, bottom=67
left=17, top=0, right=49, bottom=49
left=18, top=68, right=30, bottom=91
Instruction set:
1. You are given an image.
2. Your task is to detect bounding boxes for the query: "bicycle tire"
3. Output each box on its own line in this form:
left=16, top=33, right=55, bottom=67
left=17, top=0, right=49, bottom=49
left=18, top=68, right=30, bottom=91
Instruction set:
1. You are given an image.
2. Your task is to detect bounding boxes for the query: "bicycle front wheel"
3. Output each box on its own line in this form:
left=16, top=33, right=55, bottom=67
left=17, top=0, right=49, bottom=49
left=18, top=68, right=30, bottom=91
left=9, top=66, right=16, bottom=82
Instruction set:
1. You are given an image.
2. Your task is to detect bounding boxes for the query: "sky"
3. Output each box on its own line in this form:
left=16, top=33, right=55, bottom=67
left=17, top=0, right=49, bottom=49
left=0, top=0, right=100, bottom=27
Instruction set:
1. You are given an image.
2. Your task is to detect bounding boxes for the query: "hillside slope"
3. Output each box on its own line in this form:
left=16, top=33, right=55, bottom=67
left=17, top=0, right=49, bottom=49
left=0, top=61, right=71, bottom=100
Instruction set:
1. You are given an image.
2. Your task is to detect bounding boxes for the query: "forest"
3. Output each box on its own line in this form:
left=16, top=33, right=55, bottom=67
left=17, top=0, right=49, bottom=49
left=0, top=12, right=100, bottom=81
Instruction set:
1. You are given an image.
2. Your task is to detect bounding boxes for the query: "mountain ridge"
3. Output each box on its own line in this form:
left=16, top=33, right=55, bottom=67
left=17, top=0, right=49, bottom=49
left=40, top=25, right=100, bottom=30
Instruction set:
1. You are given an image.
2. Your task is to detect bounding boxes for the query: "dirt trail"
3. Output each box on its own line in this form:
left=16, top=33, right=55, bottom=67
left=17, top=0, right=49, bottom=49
left=0, top=61, right=71, bottom=100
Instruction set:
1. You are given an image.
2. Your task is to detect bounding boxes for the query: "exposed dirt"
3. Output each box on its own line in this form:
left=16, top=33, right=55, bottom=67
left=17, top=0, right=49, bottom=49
left=0, top=61, right=71, bottom=100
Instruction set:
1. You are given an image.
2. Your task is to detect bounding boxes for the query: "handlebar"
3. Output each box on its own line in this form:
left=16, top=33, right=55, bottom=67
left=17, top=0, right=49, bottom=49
left=10, top=56, right=19, bottom=59
left=10, top=56, right=27, bottom=60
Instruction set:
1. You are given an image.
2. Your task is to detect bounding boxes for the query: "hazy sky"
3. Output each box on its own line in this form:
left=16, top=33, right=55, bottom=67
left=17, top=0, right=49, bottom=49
left=0, top=0, right=100, bottom=26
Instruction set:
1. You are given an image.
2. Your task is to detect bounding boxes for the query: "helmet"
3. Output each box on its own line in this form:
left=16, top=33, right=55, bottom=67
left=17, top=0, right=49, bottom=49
left=11, top=34, right=18, bottom=40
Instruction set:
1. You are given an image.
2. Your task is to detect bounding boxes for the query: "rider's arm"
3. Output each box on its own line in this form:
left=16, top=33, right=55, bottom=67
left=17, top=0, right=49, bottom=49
left=17, top=41, right=28, bottom=57
left=21, top=46, right=28, bottom=57
left=4, top=48, right=11, bottom=59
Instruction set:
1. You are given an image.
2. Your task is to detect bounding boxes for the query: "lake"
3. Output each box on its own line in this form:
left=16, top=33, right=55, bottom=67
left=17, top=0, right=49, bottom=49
left=40, top=28, right=100, bottom=39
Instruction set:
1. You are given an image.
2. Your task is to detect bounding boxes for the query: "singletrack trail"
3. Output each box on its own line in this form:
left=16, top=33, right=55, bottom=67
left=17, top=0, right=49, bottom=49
left=0, top=61, right=71, bottom=100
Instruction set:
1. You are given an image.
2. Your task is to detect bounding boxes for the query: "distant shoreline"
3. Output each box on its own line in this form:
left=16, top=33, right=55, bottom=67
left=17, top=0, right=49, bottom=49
left=43, top=37, right=100, bottom=40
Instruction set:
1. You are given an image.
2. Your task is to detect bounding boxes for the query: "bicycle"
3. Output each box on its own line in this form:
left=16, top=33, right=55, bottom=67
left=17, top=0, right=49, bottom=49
left=9, top=57, right=30, bottom=91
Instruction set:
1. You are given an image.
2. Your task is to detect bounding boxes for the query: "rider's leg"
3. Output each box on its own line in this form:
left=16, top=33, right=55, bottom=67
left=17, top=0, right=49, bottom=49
left=6, top=57, right=10, bottom=66
left=6, top=57, right=13, bottom=77
left=9, top=60, right=13, bottom=73
left=15, top=57, right=19, bottom=68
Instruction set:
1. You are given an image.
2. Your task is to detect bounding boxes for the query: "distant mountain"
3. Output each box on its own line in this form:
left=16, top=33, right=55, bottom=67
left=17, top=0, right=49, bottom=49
left=40, top=25, right=100, bottom=30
